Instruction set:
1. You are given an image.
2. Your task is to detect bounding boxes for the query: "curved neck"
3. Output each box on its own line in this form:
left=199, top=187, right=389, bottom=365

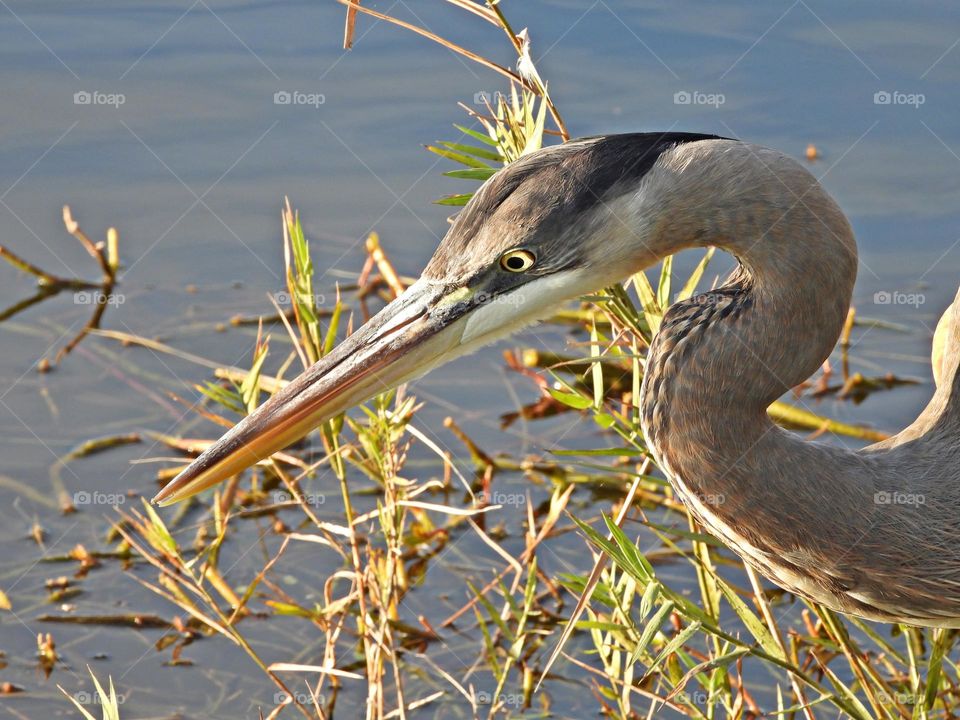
left=622, top=139, right=960, bottom=623
left=636, top=142, right=871, bottom=589
left=639, top=140, right=859, bottom=415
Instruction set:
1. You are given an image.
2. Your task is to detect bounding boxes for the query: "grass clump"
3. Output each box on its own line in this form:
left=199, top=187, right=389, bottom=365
left=59, top=667, right=123, bottom=720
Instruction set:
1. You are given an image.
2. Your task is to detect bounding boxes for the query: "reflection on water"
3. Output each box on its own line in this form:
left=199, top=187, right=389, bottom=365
left=1, top=0, right=958, bottom=716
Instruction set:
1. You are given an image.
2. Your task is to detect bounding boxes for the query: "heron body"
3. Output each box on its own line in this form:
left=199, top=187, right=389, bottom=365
left=154, top=133, right=960, bottom=626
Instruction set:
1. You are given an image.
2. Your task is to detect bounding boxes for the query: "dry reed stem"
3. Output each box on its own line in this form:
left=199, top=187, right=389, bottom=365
left=365, top=232, right=404, bottom=298
left=335, top=0, right=569, bottom=140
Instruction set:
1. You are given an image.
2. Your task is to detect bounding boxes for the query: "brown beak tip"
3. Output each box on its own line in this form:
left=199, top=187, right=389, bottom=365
left=150, top=489, right=173, bottom=507
left=151, top=473, right=192, bottom=507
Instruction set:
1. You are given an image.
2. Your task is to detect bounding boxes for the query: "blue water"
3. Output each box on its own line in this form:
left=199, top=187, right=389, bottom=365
left=1, top=1, right=958, bottom=717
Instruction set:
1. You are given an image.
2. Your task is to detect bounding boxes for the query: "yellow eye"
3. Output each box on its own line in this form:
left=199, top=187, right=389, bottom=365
left=500, top=248, right=536, bottom=273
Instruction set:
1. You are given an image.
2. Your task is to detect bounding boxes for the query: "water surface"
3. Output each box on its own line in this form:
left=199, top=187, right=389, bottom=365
left=1, top=1, right=958, bottom=716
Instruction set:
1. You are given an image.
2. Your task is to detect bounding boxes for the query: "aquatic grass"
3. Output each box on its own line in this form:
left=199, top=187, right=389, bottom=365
left=349, top=9, right=952, bottom=720
left=58, top=667, right=123, bottom=720
left=337, top=0, right=569, bottom=142
left=105, top=211, right=528, bottom=718
left=537, top=287, right=952, bottom=718
left=38, top=4, right=957, bottom=719
left=429, top=83, right=549, bottom=207
left=106, top=202, right=942, bottom=718
left=114, top=501, right=320, bottom=720
left=100, top=199, right=953, bottom=719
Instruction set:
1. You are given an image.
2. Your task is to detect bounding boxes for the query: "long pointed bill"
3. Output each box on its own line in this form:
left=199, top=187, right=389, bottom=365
left=152, top=279, right=470, bottom=505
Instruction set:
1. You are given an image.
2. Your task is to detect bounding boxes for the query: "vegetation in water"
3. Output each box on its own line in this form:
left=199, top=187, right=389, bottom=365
left=0, top=2, right=951, bottom=719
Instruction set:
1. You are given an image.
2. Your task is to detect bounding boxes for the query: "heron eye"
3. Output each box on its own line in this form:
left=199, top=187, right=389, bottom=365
left=500, top=249, right=536, bottom=273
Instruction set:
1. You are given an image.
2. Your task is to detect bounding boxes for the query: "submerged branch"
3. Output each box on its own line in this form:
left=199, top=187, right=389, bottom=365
left=0, top=205, right=122, bottom=370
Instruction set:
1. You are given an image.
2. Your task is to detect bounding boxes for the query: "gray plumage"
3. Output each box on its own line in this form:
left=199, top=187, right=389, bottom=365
left=155, top=132, right=960, bottom=626
left=435, top=133, right=960, bottom=624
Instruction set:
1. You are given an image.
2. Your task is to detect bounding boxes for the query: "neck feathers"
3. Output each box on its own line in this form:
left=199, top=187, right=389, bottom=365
left=639, top=140, right=858, bottom=410
left=636, top=141, right=871, bottom=607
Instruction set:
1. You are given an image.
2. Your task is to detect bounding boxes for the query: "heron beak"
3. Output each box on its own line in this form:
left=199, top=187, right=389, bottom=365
left=152, top=279, right=471, bottom=506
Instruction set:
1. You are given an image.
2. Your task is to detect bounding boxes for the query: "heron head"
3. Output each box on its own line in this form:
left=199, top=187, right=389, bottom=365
left=153, top=133, right=725, bottom=505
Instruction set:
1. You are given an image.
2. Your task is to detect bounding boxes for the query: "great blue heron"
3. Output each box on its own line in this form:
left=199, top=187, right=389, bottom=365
left=153, top=133, right=960, bottom=626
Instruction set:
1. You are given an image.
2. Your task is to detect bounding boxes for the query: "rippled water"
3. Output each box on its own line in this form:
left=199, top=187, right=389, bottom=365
left=1, top=1, right=958, bottom=717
